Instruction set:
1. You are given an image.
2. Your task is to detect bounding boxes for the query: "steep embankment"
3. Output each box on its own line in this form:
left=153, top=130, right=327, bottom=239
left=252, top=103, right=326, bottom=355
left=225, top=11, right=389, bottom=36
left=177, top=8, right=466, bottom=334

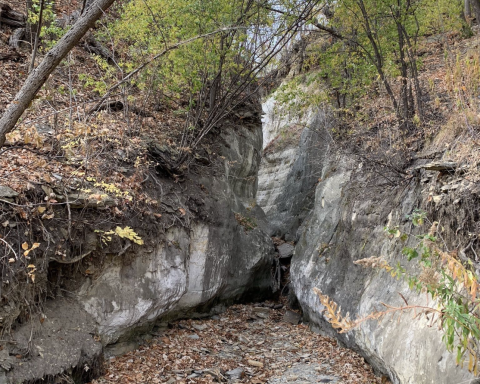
left=257, top=89, right=477, bottom=383
left=0, top=109, right=276, bottom=383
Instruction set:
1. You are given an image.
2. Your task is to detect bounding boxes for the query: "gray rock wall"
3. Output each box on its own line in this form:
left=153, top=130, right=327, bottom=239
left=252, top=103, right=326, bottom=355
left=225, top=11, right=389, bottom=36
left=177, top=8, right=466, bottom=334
left=5, top=118, right=275, bottom=383
left=257, top=96, right=332, bottom=240
left=291, top=158, right=475, bottom=384
left=76, top=120, right=275, bottom=345
left=257, top=91, right=476, bottom=383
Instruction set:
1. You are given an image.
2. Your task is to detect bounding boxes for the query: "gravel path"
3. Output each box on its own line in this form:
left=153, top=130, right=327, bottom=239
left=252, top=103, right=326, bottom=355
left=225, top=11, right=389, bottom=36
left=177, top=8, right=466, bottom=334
left=93, top=303, right=386, bottom=384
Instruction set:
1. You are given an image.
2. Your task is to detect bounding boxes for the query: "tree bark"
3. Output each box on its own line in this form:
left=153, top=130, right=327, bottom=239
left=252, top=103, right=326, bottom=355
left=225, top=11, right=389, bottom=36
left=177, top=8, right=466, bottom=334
left=471, top=0, right=480, bottom=23
left=0, top=0, right=117, bottom=148
left=465, top=0, right=472, bottom=22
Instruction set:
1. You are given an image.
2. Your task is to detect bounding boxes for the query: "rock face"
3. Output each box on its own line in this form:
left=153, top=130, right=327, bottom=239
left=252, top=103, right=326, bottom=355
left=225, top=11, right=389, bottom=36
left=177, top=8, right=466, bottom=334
left=290, top=158, right=475, bottom=384
left=257, top=96, right=331, bottom=240
left=76, top=120, right=274, bottom=345
left=5, top=116, right=275, bottom=383
left=256, top=94, right=475, bottom=383
left=78, top=220, right=273, bottom=345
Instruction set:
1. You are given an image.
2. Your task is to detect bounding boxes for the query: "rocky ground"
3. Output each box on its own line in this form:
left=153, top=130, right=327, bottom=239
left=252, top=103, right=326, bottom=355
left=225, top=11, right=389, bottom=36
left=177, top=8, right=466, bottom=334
left=93, top=303, right=386, bottom=384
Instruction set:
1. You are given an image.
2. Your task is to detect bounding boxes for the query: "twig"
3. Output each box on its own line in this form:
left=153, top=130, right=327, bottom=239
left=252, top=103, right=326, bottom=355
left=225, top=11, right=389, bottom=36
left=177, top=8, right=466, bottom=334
left=64, top=192, right=72, bottom=240
left=29, top=0, right=45, bottom=73
left=0, top=237, right=18, bottom=259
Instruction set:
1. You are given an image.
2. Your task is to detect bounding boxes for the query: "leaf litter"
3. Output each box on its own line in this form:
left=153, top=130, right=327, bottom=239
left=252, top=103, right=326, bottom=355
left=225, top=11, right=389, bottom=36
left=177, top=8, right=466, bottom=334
left=93, top=303, right=387, bottom=384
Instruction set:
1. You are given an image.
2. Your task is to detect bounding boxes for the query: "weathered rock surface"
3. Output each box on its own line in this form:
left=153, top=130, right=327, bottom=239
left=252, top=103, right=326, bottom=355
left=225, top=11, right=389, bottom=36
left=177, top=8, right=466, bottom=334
left=257, top=96, right=331, bottom=240
left=255, top=89, right=476, bottom=383
left=5, top=118, right=275, bottom=382
left=290, top=158, right=475, bottom=384
left=78, top=217, right=274, bottom=345
left=277, top=243, right=294, bottom=258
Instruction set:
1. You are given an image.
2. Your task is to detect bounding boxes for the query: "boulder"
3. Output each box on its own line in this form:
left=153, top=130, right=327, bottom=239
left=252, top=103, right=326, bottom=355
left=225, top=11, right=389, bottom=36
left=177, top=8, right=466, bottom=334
left=277, top=243, right=294, bottom=258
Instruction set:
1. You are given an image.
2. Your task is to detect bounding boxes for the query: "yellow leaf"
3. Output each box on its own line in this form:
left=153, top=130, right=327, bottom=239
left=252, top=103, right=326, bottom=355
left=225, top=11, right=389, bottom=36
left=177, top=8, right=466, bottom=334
left=32, top=243, right=40, bottom=250
left=27, top=264, right=35, bottom=269
left=38, top=207, right=46, bottom=214
left=22, top=242, right=29, bottom=250
left=24, top=250, right=30, bottom=256
left=471, top=282, right=478, bottom=301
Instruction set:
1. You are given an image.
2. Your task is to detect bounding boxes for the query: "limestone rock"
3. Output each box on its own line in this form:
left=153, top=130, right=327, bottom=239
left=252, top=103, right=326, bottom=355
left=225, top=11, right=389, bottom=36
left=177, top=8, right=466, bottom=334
left=278, top=243, right=294, bottom=258
left=253, top=307, right=271, bottom=319
left=0, top=185, right=18, bottom=199
left=291, top=158, right=474, bottom=384
left=257, top=93, right=332, bottom=239
left=283, top=310, right=301, bottom=325
left=74, top=120, right=275, bottom=345
left=416, top=161, right=457, bottom=172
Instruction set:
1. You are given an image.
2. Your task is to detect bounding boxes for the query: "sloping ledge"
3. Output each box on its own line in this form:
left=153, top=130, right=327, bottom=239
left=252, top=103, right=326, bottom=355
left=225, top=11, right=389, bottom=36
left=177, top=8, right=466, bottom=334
left=291, top=158, right=475, bottom=384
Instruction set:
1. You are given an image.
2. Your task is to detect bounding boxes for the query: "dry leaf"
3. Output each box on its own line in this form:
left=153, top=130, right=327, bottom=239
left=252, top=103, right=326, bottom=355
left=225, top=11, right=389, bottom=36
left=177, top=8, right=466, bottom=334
left=179, top=208, right=186, bottom=216
left=37, top=206, right=46, bottom=214
left=22, top=242, right=29, bottom=250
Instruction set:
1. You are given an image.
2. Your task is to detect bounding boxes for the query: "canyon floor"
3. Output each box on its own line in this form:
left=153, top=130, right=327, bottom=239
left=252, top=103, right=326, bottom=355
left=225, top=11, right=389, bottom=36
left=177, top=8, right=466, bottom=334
left=93, top=303, right=386, bottom=384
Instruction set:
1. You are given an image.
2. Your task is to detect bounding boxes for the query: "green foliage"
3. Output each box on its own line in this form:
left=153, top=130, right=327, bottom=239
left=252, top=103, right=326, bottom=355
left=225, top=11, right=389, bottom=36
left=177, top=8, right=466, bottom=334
left=275, top=0, right=466, bottom=122
left=107, top=0, right=270, bottom=98
left=28, top=0, right=66, bottom=49
left=417, top=0, right=465, bottom=36
left=273, top=74, right=329, bottom=118
left=383, top=211, right=480, bottom=372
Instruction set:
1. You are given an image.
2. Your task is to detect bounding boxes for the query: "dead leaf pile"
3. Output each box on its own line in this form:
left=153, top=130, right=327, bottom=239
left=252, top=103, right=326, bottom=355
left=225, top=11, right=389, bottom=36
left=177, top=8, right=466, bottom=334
left=93, top=304, right=384, bottom=384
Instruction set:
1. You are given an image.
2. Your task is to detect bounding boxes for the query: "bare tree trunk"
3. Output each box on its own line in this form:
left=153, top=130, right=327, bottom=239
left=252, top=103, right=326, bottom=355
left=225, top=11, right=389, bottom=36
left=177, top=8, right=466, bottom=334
left=465, top=0, right=472, bottom=22
left=0, top=0, right=117, bottom=149
left=357, top=0, right=399, bottom=116
left=471, top=0, right=480, bottom=23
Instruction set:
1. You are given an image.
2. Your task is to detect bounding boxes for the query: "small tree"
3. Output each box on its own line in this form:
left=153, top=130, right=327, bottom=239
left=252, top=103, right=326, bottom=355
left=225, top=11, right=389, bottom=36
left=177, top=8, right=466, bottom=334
left=310, top=0, right=465, bottom=128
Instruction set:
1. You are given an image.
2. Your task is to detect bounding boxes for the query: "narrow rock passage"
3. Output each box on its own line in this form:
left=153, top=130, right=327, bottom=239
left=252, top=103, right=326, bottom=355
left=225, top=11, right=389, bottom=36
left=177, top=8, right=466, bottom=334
left=94, top=304, right=384, bottom=384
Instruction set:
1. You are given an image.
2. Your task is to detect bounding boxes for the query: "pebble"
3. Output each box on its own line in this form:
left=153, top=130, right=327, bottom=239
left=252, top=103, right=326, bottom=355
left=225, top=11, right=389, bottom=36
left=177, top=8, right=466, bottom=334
left=192, top=323, right=208, bottom=331
left=187, top=334, right=200, bottom=340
